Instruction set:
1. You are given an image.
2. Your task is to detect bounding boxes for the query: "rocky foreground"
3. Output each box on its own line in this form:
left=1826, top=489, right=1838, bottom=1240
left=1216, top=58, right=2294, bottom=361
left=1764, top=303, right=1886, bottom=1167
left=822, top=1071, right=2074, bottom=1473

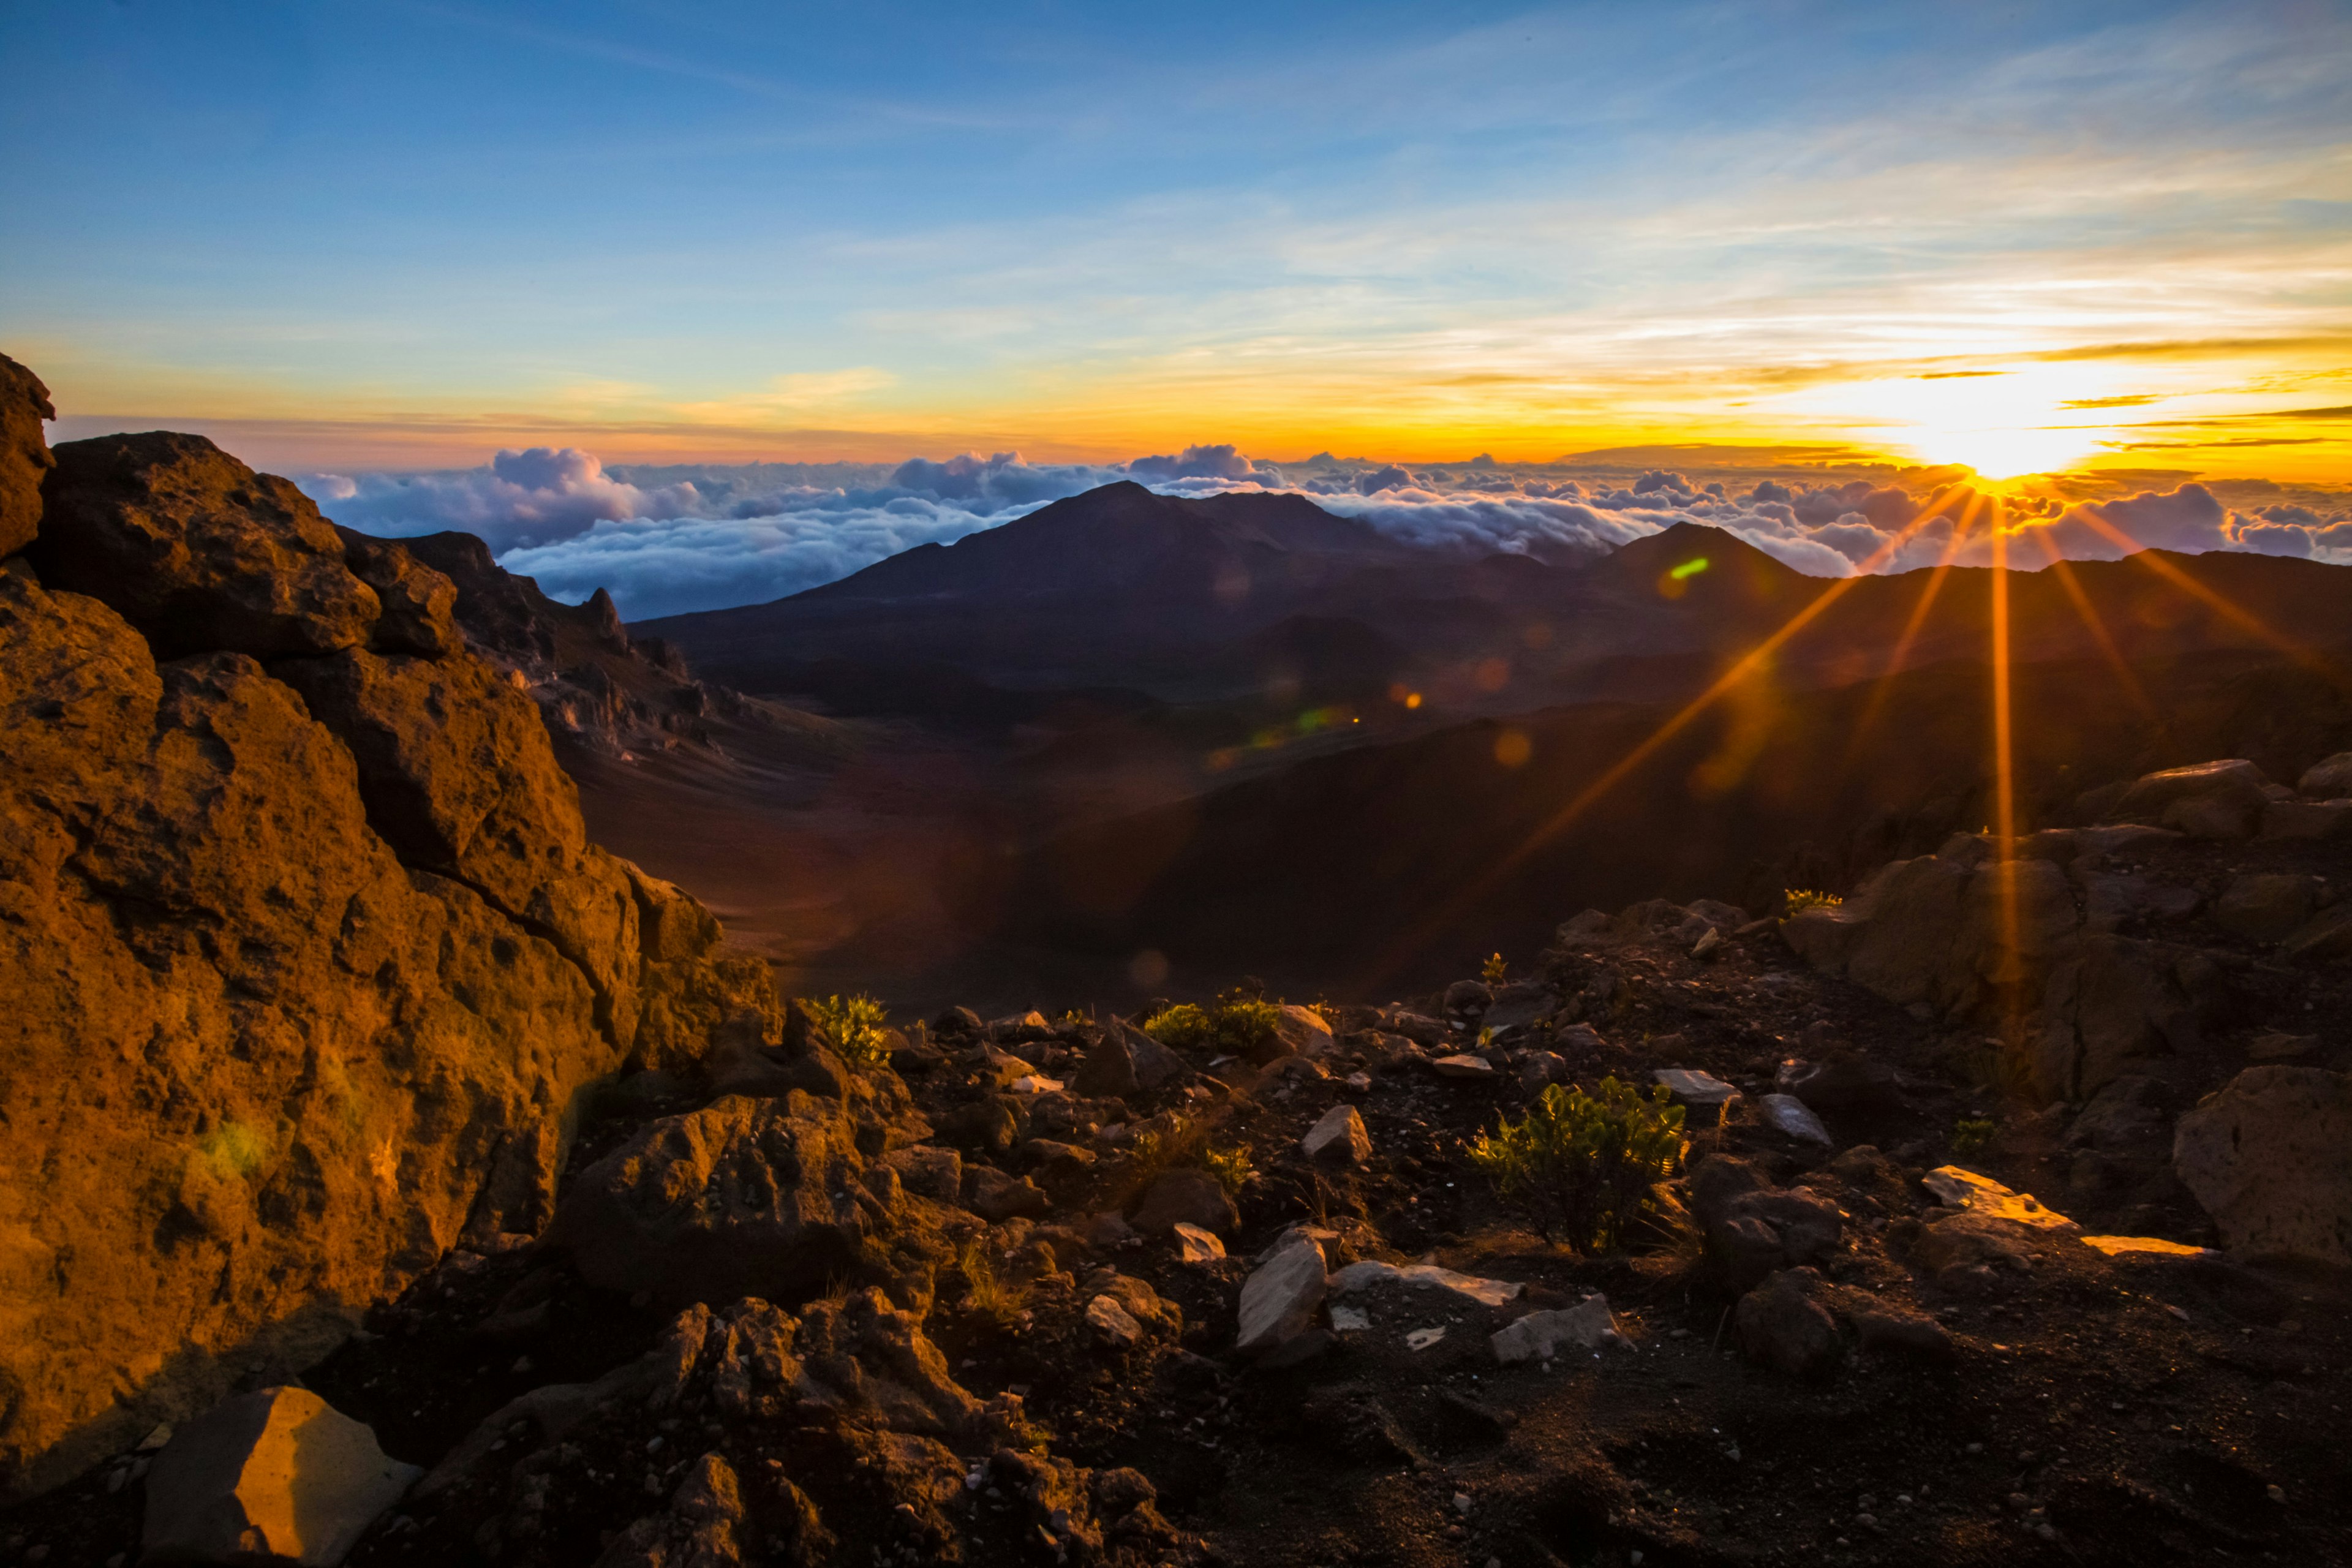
left=0, top=354, right=2348, bottom=1566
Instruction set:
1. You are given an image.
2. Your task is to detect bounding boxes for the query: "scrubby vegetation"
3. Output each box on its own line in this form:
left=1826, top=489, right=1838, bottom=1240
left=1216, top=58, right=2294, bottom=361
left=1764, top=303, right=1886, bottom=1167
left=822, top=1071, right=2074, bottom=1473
left=797, top=992, right=892, bottom=1066
left=1952, top=1116, right=1997, bottom=1154
left=1482, top=951, right=1509, bottom=986
left=1782, top=888, right=1843, bottom=915
left=1142, top=991, right=1282, bottom=1058
left=957, top=1235, right=1030, bottom=1329
left=1202, top=1143, right=1256, bottom=1196
left=1466, top=1077, right=1687, bottom=1251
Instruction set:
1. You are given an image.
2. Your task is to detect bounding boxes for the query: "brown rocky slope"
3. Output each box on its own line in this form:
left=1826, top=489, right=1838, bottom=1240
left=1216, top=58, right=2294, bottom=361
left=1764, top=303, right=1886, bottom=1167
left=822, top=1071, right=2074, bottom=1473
left=0, top=356, right=777, bottom=1498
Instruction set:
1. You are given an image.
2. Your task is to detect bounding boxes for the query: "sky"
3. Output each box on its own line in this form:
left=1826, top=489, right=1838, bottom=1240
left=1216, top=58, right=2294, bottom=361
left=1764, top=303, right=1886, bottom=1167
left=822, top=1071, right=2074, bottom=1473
left=3, top=1, right=2348, bottom=614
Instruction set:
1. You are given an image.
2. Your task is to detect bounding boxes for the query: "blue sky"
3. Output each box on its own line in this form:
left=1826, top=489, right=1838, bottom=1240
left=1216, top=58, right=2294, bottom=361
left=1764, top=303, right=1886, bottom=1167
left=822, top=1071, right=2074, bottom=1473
left=4, top=0, right=2348, bottom=478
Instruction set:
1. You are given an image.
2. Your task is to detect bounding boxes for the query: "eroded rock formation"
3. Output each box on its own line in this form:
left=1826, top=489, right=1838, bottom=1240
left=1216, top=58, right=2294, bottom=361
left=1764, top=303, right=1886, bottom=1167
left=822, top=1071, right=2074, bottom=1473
left=0, top=367, right=775, bottom=1496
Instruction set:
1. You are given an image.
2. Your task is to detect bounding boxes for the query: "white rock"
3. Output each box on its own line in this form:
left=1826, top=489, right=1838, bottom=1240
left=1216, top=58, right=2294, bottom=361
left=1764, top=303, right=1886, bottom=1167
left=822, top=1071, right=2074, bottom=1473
left=143, top=1387, right=420, bottom=1567
left=1758, top=1093, right=1832, bottom=1145
left=1921, top=1166, right=2076, bottom=1230
left=1008, top=1074, right=1065, bottom=1096
left=1087, top=1294, right=1144, bottom=1349
left=1302, top=1104, right=1373, bottom=1166
left=1171, top=1222, right=1226, bottom=1264
left=1653, top=1068, right=1740, bottom=1107
left=1432, top=1054, right=1495, bottom=1079
left=1404, top=1327, right=1447, bottom=1351
left=1490, top=1297, right=1626, bottom=1363
left=1234, top=1235, right=1328, bottom=1358
left=1330, top=1306, right=1371, bottom=1332
left=1328, top=1259, right=1522, bottom=1308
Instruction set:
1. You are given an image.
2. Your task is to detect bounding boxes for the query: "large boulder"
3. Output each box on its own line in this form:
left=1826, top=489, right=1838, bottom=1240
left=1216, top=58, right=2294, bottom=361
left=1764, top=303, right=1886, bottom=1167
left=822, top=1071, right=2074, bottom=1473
left=2296, top=752, right=2352, bottom=798
left=0, top=353, right=54, bottom=557
left=2173, top=1067, right=2352, bottom=1264
left=0, top=407, right=763, bottom=1497
left=551, top=1091, right=920, bottom=1310
left=2112, top=760, right=2274, bottom=840
left=141, top=1387, right=419, bottom=1567
left=35, top=431, right=381, bottom=657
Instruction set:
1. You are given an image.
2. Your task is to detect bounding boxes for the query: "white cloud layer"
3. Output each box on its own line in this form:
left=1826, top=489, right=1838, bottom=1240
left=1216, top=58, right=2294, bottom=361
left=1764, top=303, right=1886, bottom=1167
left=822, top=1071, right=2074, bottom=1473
left=299, top=450, right=2352, bottom=622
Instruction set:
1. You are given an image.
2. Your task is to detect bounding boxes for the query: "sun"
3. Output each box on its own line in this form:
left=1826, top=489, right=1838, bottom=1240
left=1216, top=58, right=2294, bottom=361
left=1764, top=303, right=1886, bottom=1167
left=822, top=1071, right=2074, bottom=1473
left=1907, top=421, right=2098, bottom=482
left=1766, top=363, right=2127, bottom=480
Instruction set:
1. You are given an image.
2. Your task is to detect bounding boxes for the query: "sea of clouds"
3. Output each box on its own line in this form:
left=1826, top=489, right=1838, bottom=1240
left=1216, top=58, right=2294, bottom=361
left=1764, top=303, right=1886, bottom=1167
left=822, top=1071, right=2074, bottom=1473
left=299, top=445, right=2352, bottom=621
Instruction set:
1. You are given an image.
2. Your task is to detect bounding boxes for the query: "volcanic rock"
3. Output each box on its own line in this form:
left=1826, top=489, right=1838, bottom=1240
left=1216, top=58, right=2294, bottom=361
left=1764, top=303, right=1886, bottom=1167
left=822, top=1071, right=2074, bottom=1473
left=1171, top=1223, right=1226, bottom=1263
left=0, top=549, right=756, bottom=1494
left=2297, top=752, right=2352, bottom=797
left=1087, top=1294, right=1144, bottom=1349
left=0, top=353, right=55, bottom=556
left=2215, top=873, right=2323, bottom=943
left=1328, top=1260, right=1523, bottom=1308
left=886, top=1145, right=964, bottom=1203
left=1235, top=1233, right=1329, bottom=1359
left=1302, top=1104, right=1373, bottom=1166
left=550, top=1091, right=918, bottom=1310
left=1131, top=1168, right=1240, bottom=1235
left=1654, top=1067, right=1742, bottom=1123
left=1920, top=1166, right=2076, bottom=1229
left=1431, top=1053, right=1496, bottom=1079
left=36, top=432, right=382, bottom=658
left=1490, top=1297, right=1624, bottom=1363
left=1269, top=1003, right=1335, bottom=1061
left=1735, top=1268, right=1847, bottom=1379
left=141, top=1387, right=419, bottom=1567
left=1758, top=1093, right=1833, bottom=1146
left=2113, top=759, right=2274, bottom=840
left=967, top=1166, right=1052, bottom=1223
left=1773, top=1054, right=1900, bottom=1109
left=1074, top=1019, right=1188, bottom=1096
left=595, top=1451, right=750, bottom=1568
left=1690, top=1157, right=1844, bottom=1291
left=2173, top=1066, right=2352, bottom=1263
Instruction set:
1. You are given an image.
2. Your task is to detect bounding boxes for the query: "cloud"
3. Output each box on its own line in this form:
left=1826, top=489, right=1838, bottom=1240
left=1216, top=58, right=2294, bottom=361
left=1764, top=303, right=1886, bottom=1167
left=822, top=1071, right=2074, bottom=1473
left=303, top=447, right=707, bottom=552
left=302, top=445, right=2352, bottom=620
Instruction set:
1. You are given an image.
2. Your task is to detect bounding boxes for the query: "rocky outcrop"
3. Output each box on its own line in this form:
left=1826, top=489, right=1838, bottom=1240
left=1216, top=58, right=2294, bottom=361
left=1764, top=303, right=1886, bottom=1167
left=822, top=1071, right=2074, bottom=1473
left=35, top=431, right=383, bottom=658
left=550, top=1088, right=929, bottom=1311
left=0, top=391, right=771, bottom=1496
left=391, top=526, right=811, bottom=763
left=1782, top=813, right=2205, bottom=1101
left=0, top=355, right=53, bottom=557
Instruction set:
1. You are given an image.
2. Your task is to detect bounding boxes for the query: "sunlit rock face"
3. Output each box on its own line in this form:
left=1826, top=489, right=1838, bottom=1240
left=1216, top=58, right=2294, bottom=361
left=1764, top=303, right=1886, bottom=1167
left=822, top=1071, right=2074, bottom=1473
left=0, top=369, right=775, bottom=1497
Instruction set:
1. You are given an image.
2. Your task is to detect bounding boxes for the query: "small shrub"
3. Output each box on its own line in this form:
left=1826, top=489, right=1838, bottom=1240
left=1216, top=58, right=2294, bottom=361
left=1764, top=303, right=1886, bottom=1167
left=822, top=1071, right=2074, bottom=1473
left=1142, top=992, right=1280, bottom=1058
left=1202, top=1143, right=1255, bottom=1196
left=1952, top=1117, right=1997, bottom=1155
left=957, top=1237, right=1028, bottom=1329
left=799, top=993, right=891, bottom=1066
left=1482, top=951, right=1509, bottom=986
left=1783, top=888, right=1843, bottom=916
left=1465, top=1077, right=1686, bottom=1252
left=1122, top=1113, right=1202, bottom=1193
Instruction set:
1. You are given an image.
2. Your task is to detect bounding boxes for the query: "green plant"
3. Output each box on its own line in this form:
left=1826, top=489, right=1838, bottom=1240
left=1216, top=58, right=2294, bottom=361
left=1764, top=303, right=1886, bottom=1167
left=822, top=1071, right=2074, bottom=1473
left=1482, top=951, right=1509, bottom=986
left=799, top=993, right=891, bottom=1066
left=1202, top=1142, right=1256, bottom=1196
left=1141, top=991, right=1281, bottom=1058
left=1464, top=1077, right=1686, bottom=1252
left=1952, top=1117, right=1997, bottom=1155
left=957, top=1237, right=1029, bottom=1329
left=1783, top=888, right=1843, bottom=916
